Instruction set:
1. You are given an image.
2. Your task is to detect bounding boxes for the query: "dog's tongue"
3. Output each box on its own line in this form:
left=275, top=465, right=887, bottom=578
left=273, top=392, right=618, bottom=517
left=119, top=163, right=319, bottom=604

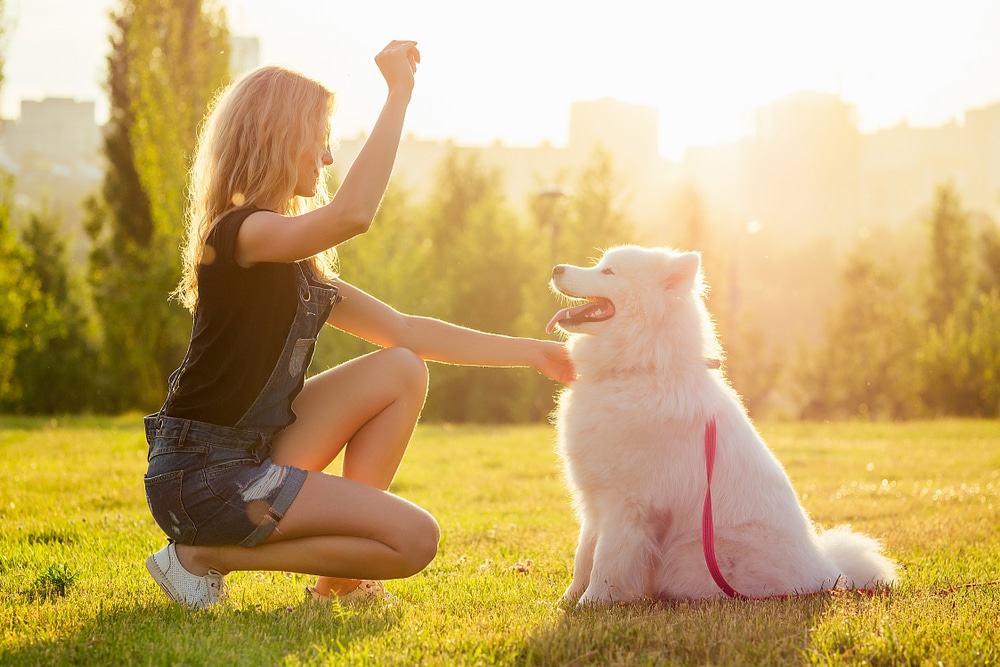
left=546, top=302, right=602, bottom=334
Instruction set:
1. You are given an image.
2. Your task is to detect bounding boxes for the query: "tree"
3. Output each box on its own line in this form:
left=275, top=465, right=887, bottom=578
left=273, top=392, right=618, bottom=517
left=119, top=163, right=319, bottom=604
left=924, top=183, right=975, bottom=329
left=798, top=244, right=923, bottom=420
left=918, top=186, right=1000, bottom=415
left=311, top=183, right=427, bottom=371
left=11, top=210, right=101, bottom=413
left=920, top=288, right=1000, bottom=417
left=0, top=176, right=52, bottom=407
left=86, top=0, right=229, bottom=411
left=0, top=0, right=32, bottom=405
left=976, top=214, right=1000, bottom=293
left=559, top=148, right=634, bottom=266
left=415, top=150, right=537, bottom=422
left=720, top=315, right=783, bottom=418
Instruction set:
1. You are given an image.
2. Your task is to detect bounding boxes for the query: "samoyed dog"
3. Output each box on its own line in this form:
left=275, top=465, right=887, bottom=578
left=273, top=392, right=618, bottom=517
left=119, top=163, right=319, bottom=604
left=547, top=245, right=896, bottom=604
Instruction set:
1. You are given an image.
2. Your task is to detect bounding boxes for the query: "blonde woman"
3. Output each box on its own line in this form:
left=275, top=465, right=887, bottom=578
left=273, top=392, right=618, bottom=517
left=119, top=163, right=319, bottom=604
left=143, top=40, right=574, bottom=607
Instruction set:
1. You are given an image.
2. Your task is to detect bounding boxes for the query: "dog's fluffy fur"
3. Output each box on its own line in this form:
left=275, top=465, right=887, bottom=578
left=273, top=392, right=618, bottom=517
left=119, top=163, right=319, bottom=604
left=548, top=245, right=896, bottom=604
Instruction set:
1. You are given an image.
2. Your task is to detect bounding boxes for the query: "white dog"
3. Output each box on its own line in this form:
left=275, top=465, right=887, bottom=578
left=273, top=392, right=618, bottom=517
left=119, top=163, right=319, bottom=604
left=548, top=245, right=896, bottom=604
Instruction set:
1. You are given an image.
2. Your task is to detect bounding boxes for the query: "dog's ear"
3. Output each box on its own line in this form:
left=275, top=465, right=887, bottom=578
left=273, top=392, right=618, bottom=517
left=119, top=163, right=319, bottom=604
left=662, top=252, right=701, bottom=291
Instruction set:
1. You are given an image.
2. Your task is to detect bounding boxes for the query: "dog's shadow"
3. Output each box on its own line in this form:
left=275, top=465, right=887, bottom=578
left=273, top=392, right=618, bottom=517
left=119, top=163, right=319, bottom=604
left=518, top=594, right=846, bottom=665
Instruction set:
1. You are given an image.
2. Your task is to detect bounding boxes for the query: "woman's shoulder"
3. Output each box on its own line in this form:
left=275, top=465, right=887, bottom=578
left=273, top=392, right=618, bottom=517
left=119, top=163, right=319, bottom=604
left=206, top=206, right=271, bottom=266
left=210, top=206, right=267, bottom=238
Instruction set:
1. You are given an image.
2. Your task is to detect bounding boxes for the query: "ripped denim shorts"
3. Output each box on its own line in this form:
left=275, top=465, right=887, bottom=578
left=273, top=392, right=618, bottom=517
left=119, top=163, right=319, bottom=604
left=143, top=415, right=308, bottom=547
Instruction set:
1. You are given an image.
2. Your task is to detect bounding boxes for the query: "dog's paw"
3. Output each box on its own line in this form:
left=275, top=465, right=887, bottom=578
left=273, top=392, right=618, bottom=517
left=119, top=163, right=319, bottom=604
left=561, top=583, right=586, bottom=605
left=577, top=579, right=650, bottom=605
left=577, top=585, right=616, bottom=606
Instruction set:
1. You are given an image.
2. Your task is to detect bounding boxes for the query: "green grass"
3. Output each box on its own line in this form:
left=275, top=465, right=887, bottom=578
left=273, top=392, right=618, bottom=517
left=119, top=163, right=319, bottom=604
left=1, top=416, right=998, bottom=666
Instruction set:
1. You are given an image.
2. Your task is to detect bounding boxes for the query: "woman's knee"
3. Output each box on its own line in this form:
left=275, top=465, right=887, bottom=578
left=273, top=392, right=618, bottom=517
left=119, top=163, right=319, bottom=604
left=399, top=507, right=440, bottom=575
left=380, top=347, right=429, bottom=397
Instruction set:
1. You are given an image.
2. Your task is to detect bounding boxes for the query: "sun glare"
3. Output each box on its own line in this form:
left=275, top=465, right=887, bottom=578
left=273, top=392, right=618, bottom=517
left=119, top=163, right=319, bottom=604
left=215, top=0, right=1000, bottom=160
left=4, top=0, right=996, bottom=162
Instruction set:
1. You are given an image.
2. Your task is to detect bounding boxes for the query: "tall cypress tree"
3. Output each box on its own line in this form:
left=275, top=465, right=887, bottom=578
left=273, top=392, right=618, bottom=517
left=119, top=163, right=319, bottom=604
left=86, top=0, right=229, bottom=411
left=924, top=183, right=975, bottom=329
left=919, top=187, right=1000, bottom=416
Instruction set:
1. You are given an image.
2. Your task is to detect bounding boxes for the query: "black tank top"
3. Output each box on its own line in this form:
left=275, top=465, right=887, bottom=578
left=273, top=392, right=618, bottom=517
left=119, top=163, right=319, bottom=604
left=165, top=207, right=299, bottom=426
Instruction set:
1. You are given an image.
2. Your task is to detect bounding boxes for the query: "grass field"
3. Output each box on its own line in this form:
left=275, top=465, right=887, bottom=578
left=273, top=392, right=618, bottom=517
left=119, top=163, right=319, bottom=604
left=1, top=416, right=998, bottom=666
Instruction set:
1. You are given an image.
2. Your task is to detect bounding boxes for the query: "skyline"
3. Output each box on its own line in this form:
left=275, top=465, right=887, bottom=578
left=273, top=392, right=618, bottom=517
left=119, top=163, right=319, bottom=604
left=4, top=0, right=1000, bottom=159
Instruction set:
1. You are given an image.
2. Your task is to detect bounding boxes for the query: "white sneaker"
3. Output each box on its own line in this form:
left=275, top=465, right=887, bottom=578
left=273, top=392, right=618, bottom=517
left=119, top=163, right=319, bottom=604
left=145, top=543, right=227, bottom=608
left=340, top=579, right=398, bottom=604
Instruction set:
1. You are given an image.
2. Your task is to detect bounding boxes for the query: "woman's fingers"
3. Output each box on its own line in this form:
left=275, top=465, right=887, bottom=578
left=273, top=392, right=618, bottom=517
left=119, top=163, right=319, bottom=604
left=375, top=40, right=420, bottom=86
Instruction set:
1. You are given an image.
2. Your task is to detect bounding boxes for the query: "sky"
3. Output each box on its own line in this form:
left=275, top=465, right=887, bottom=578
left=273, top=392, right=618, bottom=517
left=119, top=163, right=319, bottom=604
left=4, top=0, right=1000, bottom=160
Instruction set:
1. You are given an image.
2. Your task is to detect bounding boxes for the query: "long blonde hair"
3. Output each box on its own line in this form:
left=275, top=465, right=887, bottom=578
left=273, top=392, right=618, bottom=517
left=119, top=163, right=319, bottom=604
left=174, top=65, right=338, bottom=312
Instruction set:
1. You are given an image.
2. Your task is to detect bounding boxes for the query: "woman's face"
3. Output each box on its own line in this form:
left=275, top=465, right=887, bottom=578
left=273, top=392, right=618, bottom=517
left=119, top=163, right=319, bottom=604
left=294, top=123, right=333, bottom=198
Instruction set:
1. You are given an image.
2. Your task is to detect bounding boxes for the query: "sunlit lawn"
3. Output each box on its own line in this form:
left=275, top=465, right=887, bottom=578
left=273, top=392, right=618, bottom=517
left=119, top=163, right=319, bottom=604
left=1, top=416, right=998, bottom=666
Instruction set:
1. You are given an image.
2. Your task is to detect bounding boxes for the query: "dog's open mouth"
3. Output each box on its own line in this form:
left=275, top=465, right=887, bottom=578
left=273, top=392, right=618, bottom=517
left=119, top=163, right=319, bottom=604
left=546, top=298, right=615, bottom=333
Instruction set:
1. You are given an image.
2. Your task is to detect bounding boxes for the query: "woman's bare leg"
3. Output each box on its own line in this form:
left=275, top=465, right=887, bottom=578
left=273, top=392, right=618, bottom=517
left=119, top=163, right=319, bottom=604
left=177, top=472, right=439, bottom=580
left=174, top=347, right=434, bottom=596
left=275, top=346, right=429, bottom=594
left=273, top=346, right=429, bottom=486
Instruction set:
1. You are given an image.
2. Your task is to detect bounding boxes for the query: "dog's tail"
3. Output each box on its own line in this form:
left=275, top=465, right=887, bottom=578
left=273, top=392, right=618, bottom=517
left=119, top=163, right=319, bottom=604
left=818, top=525, right=897, bottom=588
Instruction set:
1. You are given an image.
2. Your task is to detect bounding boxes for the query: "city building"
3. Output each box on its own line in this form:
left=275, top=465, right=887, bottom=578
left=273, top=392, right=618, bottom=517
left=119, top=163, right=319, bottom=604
left=1, top=71, right=998, bottom=258
left=677, top=95, right=1000, bottom=244
left=0, top=97, right=103, bottom=262
left=2, top=97, right=102, bottom=173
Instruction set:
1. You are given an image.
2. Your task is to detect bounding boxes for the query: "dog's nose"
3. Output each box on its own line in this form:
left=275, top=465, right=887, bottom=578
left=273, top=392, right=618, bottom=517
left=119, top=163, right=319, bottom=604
left=552, top=265, right=565, bottom=277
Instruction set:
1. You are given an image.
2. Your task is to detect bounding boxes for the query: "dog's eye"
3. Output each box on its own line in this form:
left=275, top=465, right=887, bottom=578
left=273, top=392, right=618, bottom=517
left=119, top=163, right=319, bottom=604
left=601, top=268, right=614, bottom=275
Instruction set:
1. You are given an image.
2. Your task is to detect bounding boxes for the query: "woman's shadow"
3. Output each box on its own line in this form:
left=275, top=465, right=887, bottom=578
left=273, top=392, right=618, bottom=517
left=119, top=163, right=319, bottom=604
left=3, top=599, right=400, bottom=666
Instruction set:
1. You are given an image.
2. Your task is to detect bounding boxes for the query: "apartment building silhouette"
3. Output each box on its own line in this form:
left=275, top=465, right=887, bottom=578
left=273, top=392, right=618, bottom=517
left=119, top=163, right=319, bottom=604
left=681, top=92, right=1000, bottom=242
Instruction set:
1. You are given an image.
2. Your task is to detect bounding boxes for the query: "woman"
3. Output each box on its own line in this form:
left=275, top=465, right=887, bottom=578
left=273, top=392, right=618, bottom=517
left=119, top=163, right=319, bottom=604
left=143, top=40, right=574, bottom=608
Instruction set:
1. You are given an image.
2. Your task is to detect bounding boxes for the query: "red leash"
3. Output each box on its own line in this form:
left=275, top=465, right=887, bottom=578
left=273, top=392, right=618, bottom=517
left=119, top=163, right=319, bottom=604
left=700, top=416, right=885, bottom=601
left=701, top=416, right=746, bottom=598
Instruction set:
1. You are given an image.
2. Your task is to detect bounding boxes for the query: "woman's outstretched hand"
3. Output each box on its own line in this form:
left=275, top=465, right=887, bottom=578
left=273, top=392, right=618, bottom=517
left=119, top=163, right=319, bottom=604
left=375, top=40, right=420, bottom=94
left=534, top=340, right=576, bottom=385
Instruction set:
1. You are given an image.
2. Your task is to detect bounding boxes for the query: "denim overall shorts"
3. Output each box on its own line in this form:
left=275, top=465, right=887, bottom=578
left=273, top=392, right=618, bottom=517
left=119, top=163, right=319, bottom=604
left=144, top=264, right=340, bottom=547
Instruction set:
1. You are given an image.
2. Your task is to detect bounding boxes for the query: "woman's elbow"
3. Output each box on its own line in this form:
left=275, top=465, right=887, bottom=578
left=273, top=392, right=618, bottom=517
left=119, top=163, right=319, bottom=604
left=346, top=216, right=374, bottom=236
left=335, top=206, right=374, bottom=235
left=320, top=201, right=376, bottom=241
left=321, top=216, right=371, bottom=247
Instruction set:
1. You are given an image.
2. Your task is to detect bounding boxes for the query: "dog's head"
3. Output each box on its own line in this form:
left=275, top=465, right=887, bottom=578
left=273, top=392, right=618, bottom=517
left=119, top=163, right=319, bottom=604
left=547, top=245, right=704, bottom=335
left=547, top=245, right=720, bottom=374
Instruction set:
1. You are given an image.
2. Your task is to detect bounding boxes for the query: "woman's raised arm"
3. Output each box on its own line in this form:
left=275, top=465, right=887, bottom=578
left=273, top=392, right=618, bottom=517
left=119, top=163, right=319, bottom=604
left=237, top=41, right=420, bottom=267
